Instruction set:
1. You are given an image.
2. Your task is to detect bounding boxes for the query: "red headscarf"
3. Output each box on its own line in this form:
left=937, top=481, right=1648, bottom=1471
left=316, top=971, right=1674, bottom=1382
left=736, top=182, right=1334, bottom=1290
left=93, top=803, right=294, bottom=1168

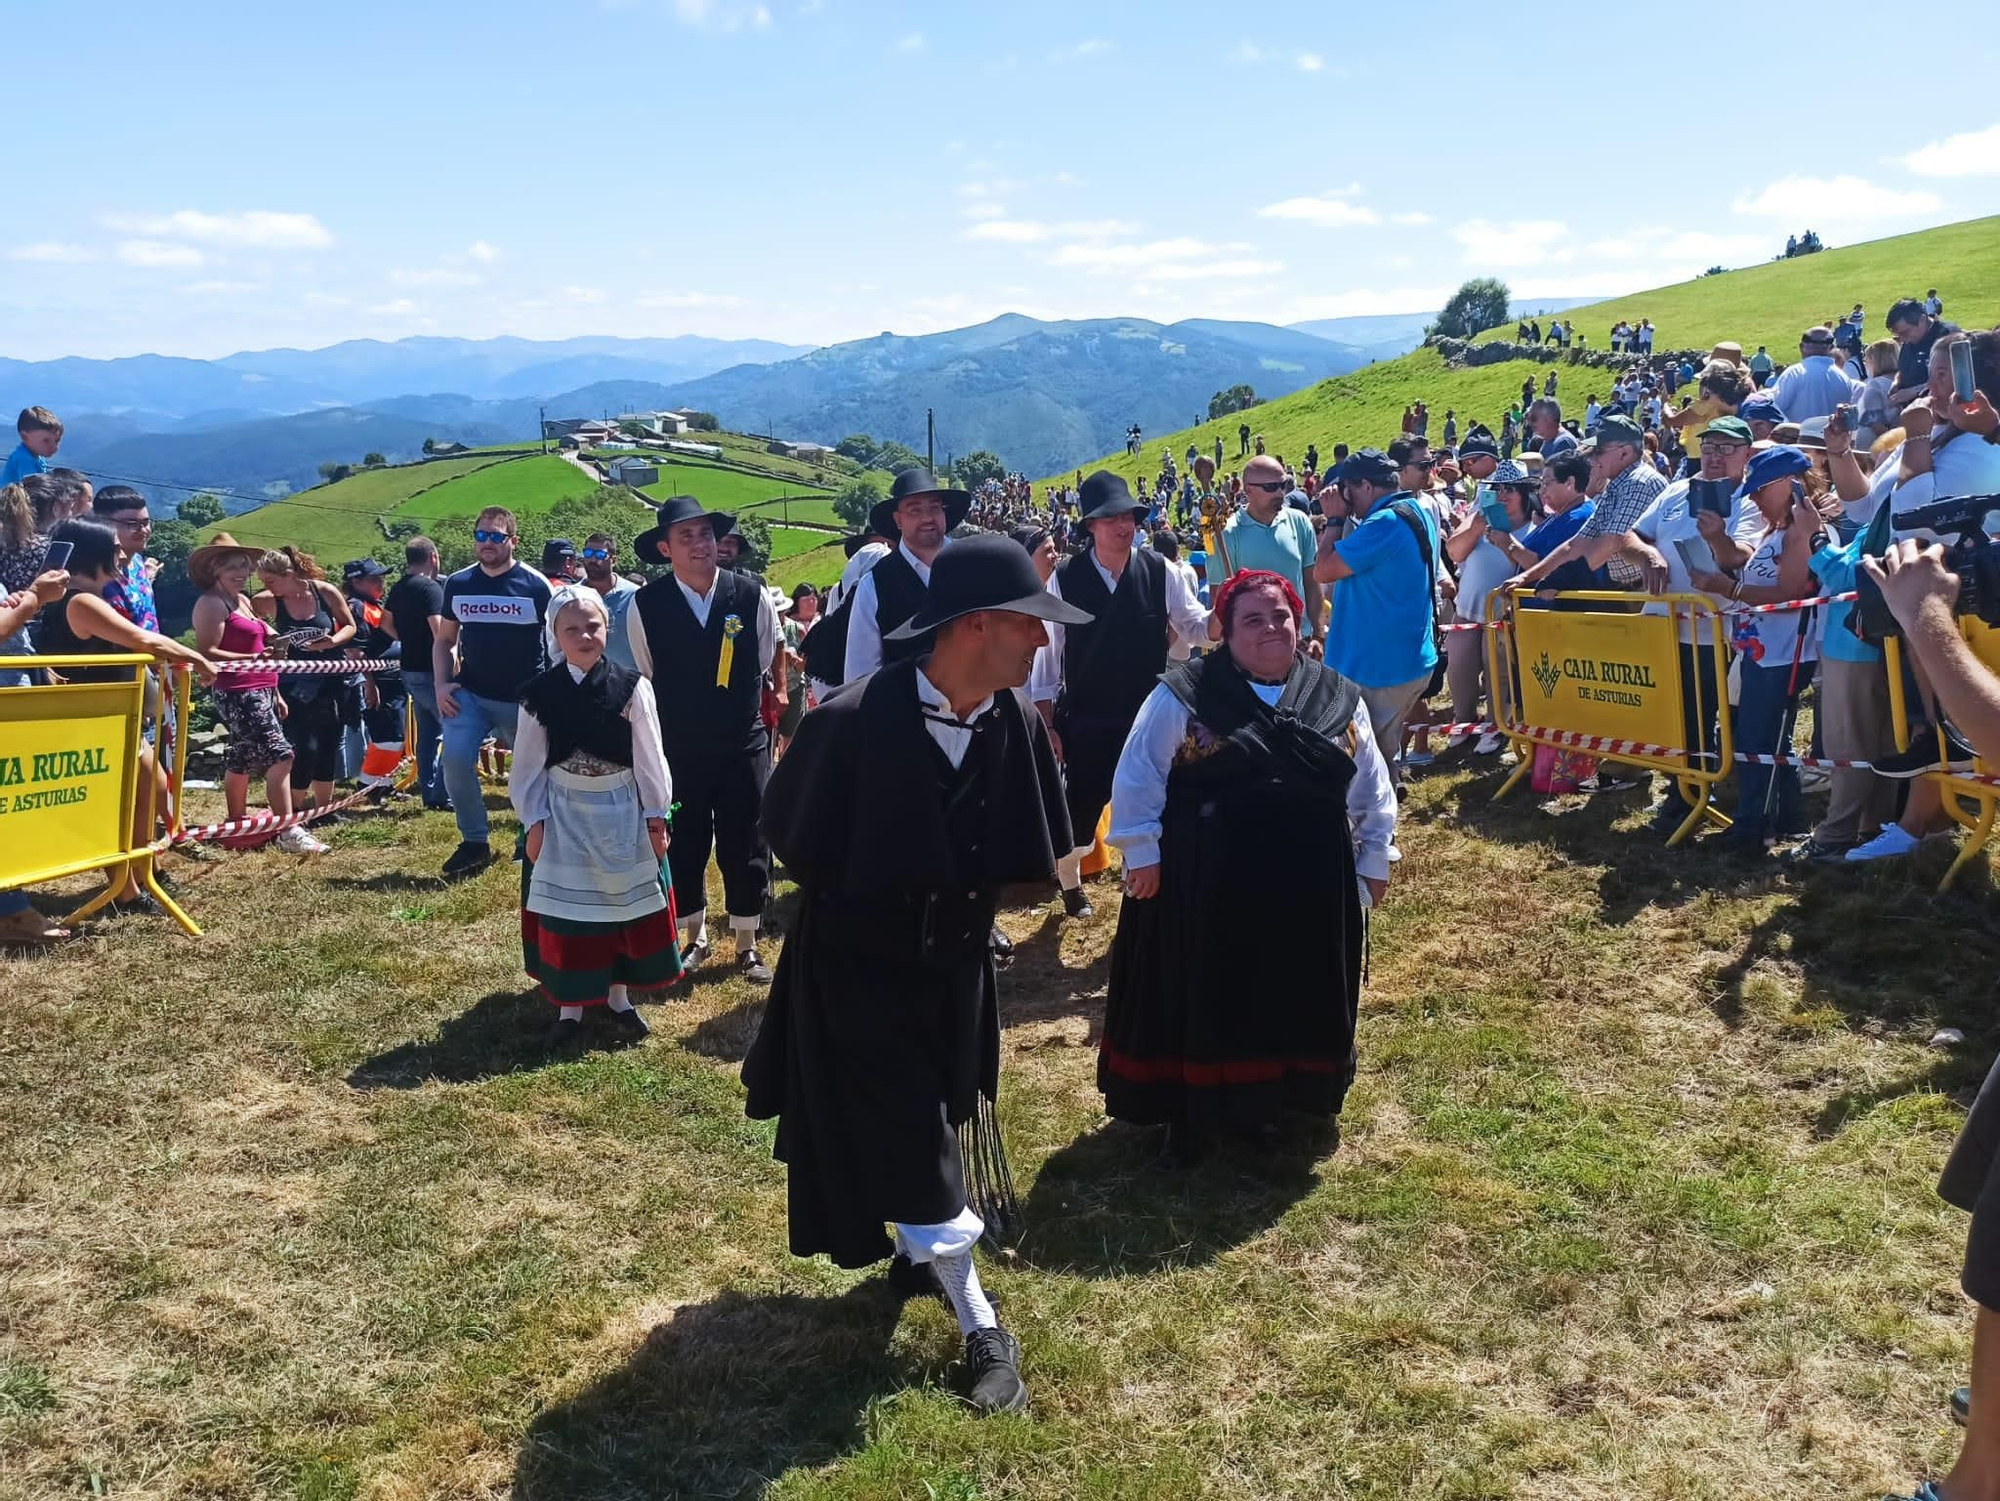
left=1212, top=569, right=1304, bottom=637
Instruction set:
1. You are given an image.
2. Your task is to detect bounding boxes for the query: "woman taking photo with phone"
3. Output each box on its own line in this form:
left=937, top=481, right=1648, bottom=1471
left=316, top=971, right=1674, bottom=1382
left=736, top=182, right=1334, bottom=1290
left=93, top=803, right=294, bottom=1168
left=252, top=546, right=356, bottom=818
left=1442, top=459, right=1542, bottom=753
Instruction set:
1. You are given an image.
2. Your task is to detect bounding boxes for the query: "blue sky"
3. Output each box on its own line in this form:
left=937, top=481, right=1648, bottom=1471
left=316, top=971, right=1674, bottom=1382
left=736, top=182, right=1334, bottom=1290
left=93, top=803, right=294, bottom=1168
left=9, top=0, right=1999, bottom=361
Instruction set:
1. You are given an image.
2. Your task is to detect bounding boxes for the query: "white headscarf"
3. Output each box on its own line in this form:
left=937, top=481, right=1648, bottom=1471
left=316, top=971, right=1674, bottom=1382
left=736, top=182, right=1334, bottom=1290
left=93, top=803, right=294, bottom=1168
left=543, top=583, right=607, bottom=664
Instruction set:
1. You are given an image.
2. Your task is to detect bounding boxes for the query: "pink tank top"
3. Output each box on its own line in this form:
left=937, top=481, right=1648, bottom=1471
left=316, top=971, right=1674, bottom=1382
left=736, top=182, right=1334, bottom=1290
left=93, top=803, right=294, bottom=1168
left=217, top=608, right=278, bottom=690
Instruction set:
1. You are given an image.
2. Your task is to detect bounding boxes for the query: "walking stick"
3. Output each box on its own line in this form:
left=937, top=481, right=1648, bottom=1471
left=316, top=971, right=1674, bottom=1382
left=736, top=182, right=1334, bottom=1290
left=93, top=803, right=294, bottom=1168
left=1761, top=600, right=1817, bottom=834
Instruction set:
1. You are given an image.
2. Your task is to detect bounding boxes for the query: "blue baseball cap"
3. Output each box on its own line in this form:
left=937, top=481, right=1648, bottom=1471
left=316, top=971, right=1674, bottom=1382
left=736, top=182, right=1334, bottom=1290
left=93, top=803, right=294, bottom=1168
left=1335, top=447, right=1398, bottom=485
left=1733, top=444, right=1812, bottom=500
left=1738, top=393, right=1784, bottom=426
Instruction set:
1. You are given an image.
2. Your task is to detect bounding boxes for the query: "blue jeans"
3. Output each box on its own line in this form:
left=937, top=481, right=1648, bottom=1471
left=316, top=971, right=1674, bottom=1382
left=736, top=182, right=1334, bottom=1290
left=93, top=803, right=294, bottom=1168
left=0, top=890, right=31, bottom=917
left=438, top=686, right=521, bottom=844
left=402, top=671, right=445, bottom=804
left=1734, top=658, right=1816, bottom=840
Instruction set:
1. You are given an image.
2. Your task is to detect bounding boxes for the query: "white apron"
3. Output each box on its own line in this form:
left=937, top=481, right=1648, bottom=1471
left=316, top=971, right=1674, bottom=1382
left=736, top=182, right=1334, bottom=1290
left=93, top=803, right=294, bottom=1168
left=526, top=764, right=669, bottom=925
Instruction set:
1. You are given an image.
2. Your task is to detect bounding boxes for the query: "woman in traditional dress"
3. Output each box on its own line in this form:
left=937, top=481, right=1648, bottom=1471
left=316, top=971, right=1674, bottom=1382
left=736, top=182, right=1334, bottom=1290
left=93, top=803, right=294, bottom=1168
left=511, top=587, right=682, bottom=1049
left=1100, top=569, right=1399, bottom=1163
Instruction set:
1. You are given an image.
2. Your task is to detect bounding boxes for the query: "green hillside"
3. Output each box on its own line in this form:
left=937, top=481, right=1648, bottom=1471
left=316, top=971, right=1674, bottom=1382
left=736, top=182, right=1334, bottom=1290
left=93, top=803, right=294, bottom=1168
left=221, top=454, right=528, bottom=554
left=1043, top=215, right=2000, bottom=487
left=1478, top=214, right=2000, bottom=355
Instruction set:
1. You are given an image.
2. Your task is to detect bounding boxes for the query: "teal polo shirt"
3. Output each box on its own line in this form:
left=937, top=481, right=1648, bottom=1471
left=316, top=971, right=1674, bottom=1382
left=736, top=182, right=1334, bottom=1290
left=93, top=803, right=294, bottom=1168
left=1221, top=505, right=1320, bottom=637
left=1325, top=493, right=1440, bottom=689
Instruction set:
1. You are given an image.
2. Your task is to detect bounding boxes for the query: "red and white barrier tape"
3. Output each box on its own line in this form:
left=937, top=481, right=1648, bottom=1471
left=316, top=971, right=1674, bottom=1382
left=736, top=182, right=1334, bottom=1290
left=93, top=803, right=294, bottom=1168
left=1442, top=590, right=1861, bottom=633
left=209, top=656, right=402, bottom=675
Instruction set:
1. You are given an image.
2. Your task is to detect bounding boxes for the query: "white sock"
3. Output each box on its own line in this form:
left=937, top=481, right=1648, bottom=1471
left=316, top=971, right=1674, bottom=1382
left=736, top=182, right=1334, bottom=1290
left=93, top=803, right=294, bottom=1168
left=606, top=984, right=633, bottom=1013
left=678, top=910, right=708, bottom=950
left=1055, top=851, right=1083, bottom=891
left=932, top=1250, right=998, bottom=1336
left=559, top=1005, right=583, bottom=1022
left=730, top=915, right=758, bottom=956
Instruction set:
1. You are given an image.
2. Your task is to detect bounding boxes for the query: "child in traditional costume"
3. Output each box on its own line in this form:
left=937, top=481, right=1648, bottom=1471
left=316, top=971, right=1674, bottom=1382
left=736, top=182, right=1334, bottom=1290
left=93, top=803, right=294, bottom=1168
left=511, top=586, right=682, bottom=1048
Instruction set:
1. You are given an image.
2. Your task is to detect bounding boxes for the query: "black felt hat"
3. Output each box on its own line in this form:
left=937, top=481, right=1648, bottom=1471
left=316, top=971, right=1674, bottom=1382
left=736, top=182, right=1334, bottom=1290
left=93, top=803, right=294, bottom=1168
left=867, top=468, right=971, bottom=538
left=633, top=495, right=732, bottom=560
left=884, top=533, right=1094, bottom=641
left=1076, top=469, right=1147, bottom=522
left=841, top=532, right=884, bottom=559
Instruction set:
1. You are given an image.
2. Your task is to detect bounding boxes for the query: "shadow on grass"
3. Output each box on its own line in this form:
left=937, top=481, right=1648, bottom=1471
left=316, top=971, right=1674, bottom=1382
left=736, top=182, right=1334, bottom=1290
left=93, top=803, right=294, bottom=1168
left=997, top=901, right=1113, bottom=1036
left=1010, top=1117, right=1329, bottom=1278
left=687, top=996, right=768, bottom=1063
left=322, top=870, right=452, bottom=895
left=347, top=986, right=638, bottom=1088
left=513, top=1284, right=915, bottom=1501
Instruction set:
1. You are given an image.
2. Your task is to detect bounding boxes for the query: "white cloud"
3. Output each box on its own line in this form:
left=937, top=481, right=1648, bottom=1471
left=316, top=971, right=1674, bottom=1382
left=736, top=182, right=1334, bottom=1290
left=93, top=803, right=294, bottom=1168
left=1258, top=194, right=1380, bottom=229
left=1233, top=41, right=1264, bottom=62
left=673, top=0, right=774, bottom=29
left=1389, top=211, right=1433, bottom=226
left=1732, top=175, right=1941, bottom=223
left=1280, top=287, right=1454, bottom=320
left=464, top=239, right=501, bottom=263
left=369, top=298, right=422, bottom=316
left=117, top=240, right=204, bottom=268
left=1141, top=258, right=1284, bottom=281
left=1902, top=122, right=2000, bottom=176
left=562, top=285, right=608, bottom=304
left=1296, top=52, right=1324, bottom=72
left=1051, top=38, right=1111, bottom=61
left=962, top=201, right=1007, bottom=221
left=963, top=217, right=1137, bottom=244
left=636, top=290, right=747, bottom=308
left=893, top=30, right=924, bottom=51
left=106, top=209, right=332, bottom=248
left=1052, top=170, right=1083, bottom=187
left=390, top=266, right=481, bottom=288
left=7, top=241, right=96, bottom=263
left=182, top=279, right=263, bottom=296
left=1451, top=218, right=1573, bottom=267
left=1048, top=236, right=1252, bottom=270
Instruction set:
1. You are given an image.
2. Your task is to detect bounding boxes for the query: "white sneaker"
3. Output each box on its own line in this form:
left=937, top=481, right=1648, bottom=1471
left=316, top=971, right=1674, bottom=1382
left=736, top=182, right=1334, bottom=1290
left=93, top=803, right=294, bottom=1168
left=275, top=826, right=329, bottom=855
left=1844, top=824, right=1918, bottom=862
left=1475, top=732, right=1504, bottom=755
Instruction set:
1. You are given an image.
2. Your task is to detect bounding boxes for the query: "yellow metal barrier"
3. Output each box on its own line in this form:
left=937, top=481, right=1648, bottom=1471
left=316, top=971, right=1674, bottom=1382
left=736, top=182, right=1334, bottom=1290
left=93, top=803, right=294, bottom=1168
left=1484, top=589, right=1735, bottom=844
left=1886, top=621, right=2000, bottom=891
left=0, top=652, right=196, bottom=934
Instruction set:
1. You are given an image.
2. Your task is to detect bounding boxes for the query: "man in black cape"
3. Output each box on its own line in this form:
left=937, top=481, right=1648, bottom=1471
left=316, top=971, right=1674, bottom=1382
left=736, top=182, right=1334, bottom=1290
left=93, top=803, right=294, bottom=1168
left=742, top=533, right=1088, bottom=1415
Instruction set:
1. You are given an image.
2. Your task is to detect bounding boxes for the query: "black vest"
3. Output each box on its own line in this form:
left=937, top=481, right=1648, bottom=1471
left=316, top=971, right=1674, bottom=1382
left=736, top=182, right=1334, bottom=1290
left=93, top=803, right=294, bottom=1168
left=1054, top=547, right=1169, bottom=727
left=633, top=568, right=766, bottom=762
left=517, top=657, right=638, bottom=768
left=869, top=546, right=934, bottom=668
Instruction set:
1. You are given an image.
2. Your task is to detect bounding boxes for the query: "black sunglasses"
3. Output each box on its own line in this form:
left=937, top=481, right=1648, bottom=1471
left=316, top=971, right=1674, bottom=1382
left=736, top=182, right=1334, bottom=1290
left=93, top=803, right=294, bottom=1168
left=1246, top=480, right=1287, bottom=492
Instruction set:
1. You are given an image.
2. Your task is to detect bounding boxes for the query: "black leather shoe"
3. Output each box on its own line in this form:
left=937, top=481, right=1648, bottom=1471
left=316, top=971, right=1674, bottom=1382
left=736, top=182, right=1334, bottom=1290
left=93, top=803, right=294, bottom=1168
left=737, top=949, right=773, bottom=985
left=1059, top=886, right=1093, bottom=920
left=1873, top=725, right=1977, bottom=779
left=441, top=840, right=493, bottom=880
left=546, top=1017, right=583, bottom=1051
left=989, top=925, right=1014, bottom=960
left=964, top=1327, right=1029, bottom=1415
left=608, top=1006, right=650, bottom=1040
left=1953, top=1384, right=1970, bottom=1426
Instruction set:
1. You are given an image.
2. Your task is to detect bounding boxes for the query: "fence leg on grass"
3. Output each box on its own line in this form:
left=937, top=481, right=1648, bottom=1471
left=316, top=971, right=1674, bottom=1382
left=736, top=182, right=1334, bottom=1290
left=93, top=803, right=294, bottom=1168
left=1939, top=788, right=1997, bottom=893
left=1493, top=739, right=1535, bottom=800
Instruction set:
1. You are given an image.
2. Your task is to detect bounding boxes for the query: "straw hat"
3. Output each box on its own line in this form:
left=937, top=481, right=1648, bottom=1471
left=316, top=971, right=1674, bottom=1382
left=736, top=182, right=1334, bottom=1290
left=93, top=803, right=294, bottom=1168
left=186, top=531, right=265, bottom=589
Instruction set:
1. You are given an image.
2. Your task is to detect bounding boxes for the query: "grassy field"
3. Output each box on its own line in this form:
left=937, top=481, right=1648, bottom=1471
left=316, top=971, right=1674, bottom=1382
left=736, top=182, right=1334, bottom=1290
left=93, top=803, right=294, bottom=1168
left=741, top=496, right=843, bottom=529
left=629, top=462, right=832, bottom=518
left=3, top=750, right=1996, bottom=1498
left=392, top=455, right=600, bottom=523
left=766, top=524, right=839, bottom=561
left=1041, top=214, right=2000, bottom=491
left=1475, top=214, right=2000, bottom=356
left=222, top=455, right=520, bottom=554
left=771, top=540, right=848, bottom=593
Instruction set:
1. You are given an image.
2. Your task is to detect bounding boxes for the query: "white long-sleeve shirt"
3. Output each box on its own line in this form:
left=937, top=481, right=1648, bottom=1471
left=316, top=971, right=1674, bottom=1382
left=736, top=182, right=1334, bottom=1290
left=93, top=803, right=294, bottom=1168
left=843, top=539, right=946, bottom=682
left=1035, top=549, right=1210, bottom=706
left=1771, top=354, right=1863, bottom=423
left=510, top=668, right=673, bottom=827
left=627, top=571, right=779, bottom=679
left=1107, top=676, right=1398, bottom=880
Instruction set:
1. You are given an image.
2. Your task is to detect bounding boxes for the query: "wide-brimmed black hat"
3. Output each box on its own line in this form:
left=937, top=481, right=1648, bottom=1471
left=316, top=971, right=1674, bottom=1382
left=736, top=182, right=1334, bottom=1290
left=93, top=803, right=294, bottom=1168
left=633, top=495, right=732, bottom=560
left=868, top=468, right=970, bottom=538
left=841, top=532, right=884, bottom=558
left=884, top=533, right=1094, bottom=641
left=1076, top=469, right=1147, bottom=523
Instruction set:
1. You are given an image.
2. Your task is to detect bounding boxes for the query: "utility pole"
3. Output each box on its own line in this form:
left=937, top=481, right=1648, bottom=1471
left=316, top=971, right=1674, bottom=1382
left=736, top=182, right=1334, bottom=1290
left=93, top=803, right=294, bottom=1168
left=538, top=405, right=546, bottom=454
left=926, top=408, right=935, bottom=475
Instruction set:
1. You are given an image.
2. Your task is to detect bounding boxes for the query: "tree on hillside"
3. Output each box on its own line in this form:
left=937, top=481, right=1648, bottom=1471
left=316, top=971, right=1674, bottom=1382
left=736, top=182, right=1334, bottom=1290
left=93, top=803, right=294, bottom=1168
left=317, top=461, right=354, bottom=484
left=833, top=473, right=887, bottom=530
left=363, top=452, right=387, bottom=468
left=952, top=450, right=1005, bottom=489
left=735, top=513, right=773, bottom=567
left=177, top=492, right=226, bottom=527
left=875, top=440, right=923, bottom=473
left=1207, top=384, right=1261, bottom=420
left=619, top=420, right=646, bottom=440
left=147, top=518, right=197, bottom=589
left=836, top=434, right=879, bottom=465
left=422, top=437, right=436, bottom=455
left=685, top=411, right=721, bottom=432
left=1432, top=277, right=1513, bottom=339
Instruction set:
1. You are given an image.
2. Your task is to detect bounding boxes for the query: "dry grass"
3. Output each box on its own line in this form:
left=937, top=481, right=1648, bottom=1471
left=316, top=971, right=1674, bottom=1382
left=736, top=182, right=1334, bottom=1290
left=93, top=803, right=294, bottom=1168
left=2, top=761, right=1996, bottom=1499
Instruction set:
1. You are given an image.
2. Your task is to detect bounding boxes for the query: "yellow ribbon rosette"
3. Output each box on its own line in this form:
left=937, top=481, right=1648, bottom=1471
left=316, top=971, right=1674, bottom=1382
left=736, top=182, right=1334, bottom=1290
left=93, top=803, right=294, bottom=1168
left=716, top=613, right=743, bottom=688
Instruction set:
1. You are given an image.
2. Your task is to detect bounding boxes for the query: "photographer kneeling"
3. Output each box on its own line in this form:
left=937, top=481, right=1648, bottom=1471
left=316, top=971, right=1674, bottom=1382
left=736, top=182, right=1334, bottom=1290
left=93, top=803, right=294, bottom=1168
left=1871, top=538, right=2000, bottom=1501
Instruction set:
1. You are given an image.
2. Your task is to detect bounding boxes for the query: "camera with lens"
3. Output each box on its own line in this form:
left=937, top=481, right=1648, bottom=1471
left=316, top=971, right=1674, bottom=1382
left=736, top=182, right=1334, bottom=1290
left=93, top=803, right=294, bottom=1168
left=1851, top=493, right=2000, bottom=643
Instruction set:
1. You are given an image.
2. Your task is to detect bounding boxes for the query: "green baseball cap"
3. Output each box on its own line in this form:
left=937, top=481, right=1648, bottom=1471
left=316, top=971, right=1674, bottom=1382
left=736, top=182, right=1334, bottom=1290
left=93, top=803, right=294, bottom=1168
left=1700, top=416, right=1753, bottom=445
left=1594, top=414, right=1646, bottom=448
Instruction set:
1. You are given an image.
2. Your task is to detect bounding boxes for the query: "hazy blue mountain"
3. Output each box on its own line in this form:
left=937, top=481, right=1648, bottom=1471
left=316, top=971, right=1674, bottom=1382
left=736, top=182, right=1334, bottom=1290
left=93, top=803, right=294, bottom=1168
left=648, top=315, right=1369, bottom=476
left=1287, top=298, right=1595, bottom=362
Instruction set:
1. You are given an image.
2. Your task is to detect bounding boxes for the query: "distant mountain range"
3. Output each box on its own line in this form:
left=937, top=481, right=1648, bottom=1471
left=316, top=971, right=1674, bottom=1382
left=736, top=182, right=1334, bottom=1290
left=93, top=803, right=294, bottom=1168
left=15, top=305, right=1587, bottom=508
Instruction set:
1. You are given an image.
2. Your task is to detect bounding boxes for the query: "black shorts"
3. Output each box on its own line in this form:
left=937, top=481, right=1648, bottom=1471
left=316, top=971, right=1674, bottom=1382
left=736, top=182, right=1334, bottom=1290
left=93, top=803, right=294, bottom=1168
left=1939, top=1053, right=2000, bottom=1311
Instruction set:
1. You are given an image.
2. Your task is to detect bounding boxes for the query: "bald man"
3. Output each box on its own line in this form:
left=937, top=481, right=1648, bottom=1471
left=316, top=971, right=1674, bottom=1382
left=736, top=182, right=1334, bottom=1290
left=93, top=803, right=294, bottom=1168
left=1214, top=454, right=1323, bottom=642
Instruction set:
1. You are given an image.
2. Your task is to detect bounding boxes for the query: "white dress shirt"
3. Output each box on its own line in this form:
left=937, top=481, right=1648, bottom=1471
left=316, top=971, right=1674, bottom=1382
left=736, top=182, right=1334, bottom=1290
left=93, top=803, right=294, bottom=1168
left=825, top=541, right=890, bottom=616
left=510, top=666, right=673, bottom=826
left=1771, top=354, right=1863, bottom=423
left=1107, top=675, right=1399, bottom=879
left=914, top=664, right=996, bottom=769
left=844, top=538, right=947, bottom=683
left=1035, top=549, right=1210, bottom=706
left=628, top=571, right=779, bottom=679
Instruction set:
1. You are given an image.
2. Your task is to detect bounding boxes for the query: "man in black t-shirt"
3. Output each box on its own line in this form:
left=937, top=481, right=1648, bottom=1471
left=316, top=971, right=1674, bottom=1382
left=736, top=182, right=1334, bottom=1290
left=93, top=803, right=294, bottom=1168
left=1888, top=297, right=1958, bottom=417
left=386, top=536, right=451, bottom=809
left=432, top=507, right=552, bottom=877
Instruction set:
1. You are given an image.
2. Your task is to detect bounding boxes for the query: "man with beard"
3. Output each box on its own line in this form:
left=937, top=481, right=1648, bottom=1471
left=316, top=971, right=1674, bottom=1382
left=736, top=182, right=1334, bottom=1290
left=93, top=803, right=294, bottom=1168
left=578, top=531, right=640, bottom=670
left=742, top=534, right=1088, bottom=1415
left=1038, top=471, right=1208, bottom=919
left=629, top=496, right=783, bottom=983
left=843, top=470, right=969, bottom=683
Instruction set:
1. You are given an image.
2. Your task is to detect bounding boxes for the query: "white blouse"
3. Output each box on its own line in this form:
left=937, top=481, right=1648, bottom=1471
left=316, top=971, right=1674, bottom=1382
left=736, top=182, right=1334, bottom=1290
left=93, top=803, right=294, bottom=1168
left=1107, top=676, right=1399, bottom=880
left=510, top=667, right=673, bottom=828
